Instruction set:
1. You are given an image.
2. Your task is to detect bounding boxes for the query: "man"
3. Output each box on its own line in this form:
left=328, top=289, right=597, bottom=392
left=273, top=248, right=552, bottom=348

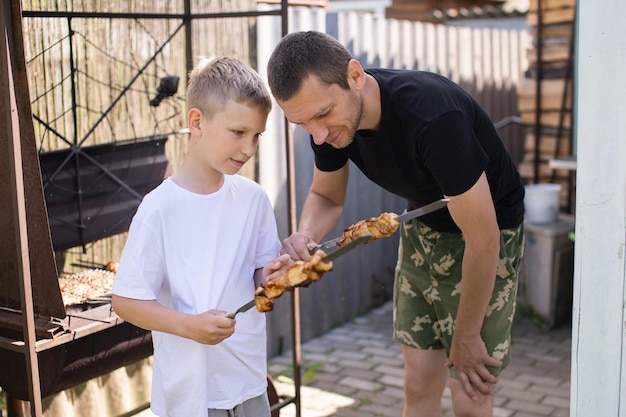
left=267, top=31, right=525, bottom=417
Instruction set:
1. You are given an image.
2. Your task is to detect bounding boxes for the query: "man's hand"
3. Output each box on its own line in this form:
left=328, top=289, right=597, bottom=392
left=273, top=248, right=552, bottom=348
left=280, top=232, right=317, bottom=261
left=446, top=333, right=502, bottom=399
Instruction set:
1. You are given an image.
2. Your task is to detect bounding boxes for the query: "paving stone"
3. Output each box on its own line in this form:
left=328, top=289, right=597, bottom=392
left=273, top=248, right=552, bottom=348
left=493, top=395, right=508, bottom=407
left=355, top=338, right=391, bottom=349
left=505, top=399, right=555, bottom=415
left=302, top=390, right=354, bottom=410
left=496, top=387, right=545, bottom=403
left=338, top=358, right=378, bottom=370
left=302, top=352, right=339, bottom=364
left=497, top=378, right=531, bottom=391
left=334, top=350, right=370, bottom=361
left=372, top=356, right=404, bottom=367
left=362, top=391, right=403, bottom=407
left=309, top=381, right=357, bottom=396
left=525, top=351, right=564, bottom=363
left=516, top=373, right=564, bottom=388
left=377, top=385, right=405, bottom=400
left=493, top=407, right=514, bottom=417
left=550, top=408, right=570, bottom=416
left=334, top=407, right=377, bottom=417
left=545, top=368, right=571, bottom=381
left=540, top=394, right=570, bottom=409
left=362, top=346, right=403, bottom=358
left=360, top=402, right=404, bottom=416
left=308, top=372, right=343, bottom=384
left=268, top=363, right=290, bottom=375
left=347, top=329, right=388, bottom=340
left=372, top=364, right=404, bottom=377
left=527, top=384, right=569, bottom=399
left=338, top=376, right=382, bottom=391
left=378, top=374, right=404, bottom=388
left=441, top=396, right=453, bottom=410
left=270, top=355, right=294, bottom=367
left=306, top=362, right=340, bottom=374
left=340, top=367, right=383, bottom=381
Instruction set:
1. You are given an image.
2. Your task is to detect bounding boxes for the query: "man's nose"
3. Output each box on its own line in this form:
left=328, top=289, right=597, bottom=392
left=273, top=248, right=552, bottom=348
left=308, top=122, right=329, bottom=145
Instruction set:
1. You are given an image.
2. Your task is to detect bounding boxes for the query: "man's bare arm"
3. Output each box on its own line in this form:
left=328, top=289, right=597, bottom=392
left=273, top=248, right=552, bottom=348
left=444, top=172, right=503, bottom=398
left=281, top=163, right=349, bottom=260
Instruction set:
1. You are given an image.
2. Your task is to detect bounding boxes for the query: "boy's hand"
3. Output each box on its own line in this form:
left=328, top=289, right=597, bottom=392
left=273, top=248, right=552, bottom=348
left=187, top=309, right=235, bottom=345
left=262, top=254, right=292, bottom=284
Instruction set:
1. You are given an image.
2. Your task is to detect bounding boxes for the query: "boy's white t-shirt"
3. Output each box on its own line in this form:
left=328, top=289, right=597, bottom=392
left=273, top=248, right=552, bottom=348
left=112, top=175, right=281, bottom=416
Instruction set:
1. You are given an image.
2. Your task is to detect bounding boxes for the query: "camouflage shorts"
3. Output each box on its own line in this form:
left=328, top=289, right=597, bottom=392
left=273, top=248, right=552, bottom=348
left=393, top=219, right=524, bottom=377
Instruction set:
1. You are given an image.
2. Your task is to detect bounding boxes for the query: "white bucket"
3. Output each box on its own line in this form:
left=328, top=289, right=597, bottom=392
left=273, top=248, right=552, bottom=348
left=524, top=183, right=562, bottom=224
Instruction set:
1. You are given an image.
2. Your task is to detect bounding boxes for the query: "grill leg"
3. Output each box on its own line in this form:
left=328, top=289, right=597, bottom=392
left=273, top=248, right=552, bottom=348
left=6, top=394, right=26, bottom=417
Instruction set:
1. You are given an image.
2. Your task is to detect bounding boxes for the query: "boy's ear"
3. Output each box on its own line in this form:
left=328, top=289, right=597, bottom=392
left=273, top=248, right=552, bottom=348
left=187, top=108, right=203, bottom=135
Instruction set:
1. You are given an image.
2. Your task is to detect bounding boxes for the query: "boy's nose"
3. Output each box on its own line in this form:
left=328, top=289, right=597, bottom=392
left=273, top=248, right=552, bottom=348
left=241, top=140, right=257, bottom=157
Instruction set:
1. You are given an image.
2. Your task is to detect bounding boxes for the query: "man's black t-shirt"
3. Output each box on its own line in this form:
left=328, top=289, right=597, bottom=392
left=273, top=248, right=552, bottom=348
left=312, top=68, right=525, bottom=233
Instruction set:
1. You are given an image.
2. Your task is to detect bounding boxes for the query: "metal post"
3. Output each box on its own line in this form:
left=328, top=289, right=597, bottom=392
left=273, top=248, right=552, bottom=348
left=184, top=0, right=193, bottom=80
left=279, top=1, right=302, bottom=415
left=1, top=2, right=43, bottom=415
left=533, top=0, right=543, bottom=184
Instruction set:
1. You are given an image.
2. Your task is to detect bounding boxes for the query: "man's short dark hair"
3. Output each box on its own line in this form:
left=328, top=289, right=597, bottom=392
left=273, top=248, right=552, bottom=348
left=267, top=31, right=353, bottom=101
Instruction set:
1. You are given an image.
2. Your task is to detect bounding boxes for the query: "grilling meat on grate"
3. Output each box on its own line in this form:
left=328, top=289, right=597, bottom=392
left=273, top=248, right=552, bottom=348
left=58, top=268, right=115, bottom=306
left=255, top=250, right=333, bottom=312
left=105, top=261, right=119, bottom=273
left=336, top=212, right=400, bottom=248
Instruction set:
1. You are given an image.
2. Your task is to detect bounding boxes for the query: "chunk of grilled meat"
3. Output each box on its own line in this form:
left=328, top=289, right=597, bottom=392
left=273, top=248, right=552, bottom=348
left=336, top=212, right=400, bottom=248
left=255, top=250, right=334, bottom=311
left=254, top=287, right=275, bottom=313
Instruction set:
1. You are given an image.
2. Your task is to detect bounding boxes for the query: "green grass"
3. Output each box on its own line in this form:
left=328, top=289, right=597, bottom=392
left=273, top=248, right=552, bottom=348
left=275, top=362, right=325, bottom=384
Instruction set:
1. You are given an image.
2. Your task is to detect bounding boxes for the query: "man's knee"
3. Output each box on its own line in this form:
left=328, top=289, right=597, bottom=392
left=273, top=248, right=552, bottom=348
left=403, top=348, right=448, bottom=397
left=448, top=378, right=494, bottom=417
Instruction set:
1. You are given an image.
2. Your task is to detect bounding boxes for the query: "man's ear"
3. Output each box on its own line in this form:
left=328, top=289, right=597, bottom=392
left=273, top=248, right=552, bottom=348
left=187, top=108, right=203, bottom=135
left=347, top=59, right=366, bottom=89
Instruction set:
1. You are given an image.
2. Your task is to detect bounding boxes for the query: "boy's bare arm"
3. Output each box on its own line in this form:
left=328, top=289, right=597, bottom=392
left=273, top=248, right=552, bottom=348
left=111, top=295, right=234, bottom=345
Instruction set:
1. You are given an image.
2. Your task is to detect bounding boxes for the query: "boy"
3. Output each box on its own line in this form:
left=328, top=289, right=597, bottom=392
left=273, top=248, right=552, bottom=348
left=112, top=56, right=290, bottom=417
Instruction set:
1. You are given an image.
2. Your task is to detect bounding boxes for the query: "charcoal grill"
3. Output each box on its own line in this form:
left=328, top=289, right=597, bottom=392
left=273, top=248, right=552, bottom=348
left=0, top=129, right=167, bottom=403
left=0, top=2, right=163, bottom=414
left=0, top=2, right=297, bottom=417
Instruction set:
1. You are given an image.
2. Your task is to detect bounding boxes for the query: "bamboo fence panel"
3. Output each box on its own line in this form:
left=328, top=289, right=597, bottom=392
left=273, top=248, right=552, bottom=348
left=21, top=0, right=258, bottom=272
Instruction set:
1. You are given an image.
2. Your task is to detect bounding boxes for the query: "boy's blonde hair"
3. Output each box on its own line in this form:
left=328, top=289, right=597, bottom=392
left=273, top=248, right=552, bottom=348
left=187, top=56, right=272, bottom=118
